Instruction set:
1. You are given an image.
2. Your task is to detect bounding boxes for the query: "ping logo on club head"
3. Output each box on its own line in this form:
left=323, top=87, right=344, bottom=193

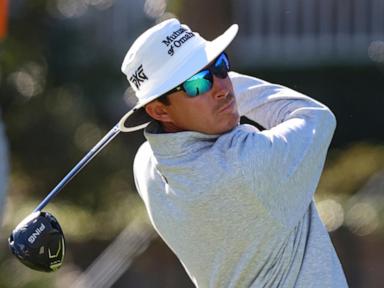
left=129, top=64, right=148, bottom=89
left=27, top=223, right=46, bottom=244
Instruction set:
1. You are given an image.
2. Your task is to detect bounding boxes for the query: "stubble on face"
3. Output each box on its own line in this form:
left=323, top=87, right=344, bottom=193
left=210, top=91, right=240, bottom=133
left=214, top=91, right=236, bottom=113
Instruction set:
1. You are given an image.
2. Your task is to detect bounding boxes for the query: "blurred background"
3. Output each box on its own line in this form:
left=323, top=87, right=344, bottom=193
left=0, top=0, right=383, bottom=287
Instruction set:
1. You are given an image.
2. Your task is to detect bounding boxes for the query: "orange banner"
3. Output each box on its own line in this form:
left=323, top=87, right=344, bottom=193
left=0, top=0, right=8, bottom=40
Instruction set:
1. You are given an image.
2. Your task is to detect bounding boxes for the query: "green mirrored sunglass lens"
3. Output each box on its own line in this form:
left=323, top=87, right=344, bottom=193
left=183, top=77, right=212, bottom=96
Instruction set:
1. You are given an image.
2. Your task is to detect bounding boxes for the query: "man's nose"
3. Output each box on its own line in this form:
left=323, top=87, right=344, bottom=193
left=211, top=75, right=229, bottom=99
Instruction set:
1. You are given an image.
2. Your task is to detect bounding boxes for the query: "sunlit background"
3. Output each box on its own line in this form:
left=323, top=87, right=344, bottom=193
left=0, top=0, right=384, bottom=287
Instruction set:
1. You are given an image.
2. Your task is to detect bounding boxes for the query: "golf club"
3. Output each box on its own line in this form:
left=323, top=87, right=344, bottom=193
left=8, top=108, right=150, bottom=272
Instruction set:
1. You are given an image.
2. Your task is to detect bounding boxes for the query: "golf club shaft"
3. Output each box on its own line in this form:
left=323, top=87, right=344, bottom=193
left=34, top=124, right=121, bottom=212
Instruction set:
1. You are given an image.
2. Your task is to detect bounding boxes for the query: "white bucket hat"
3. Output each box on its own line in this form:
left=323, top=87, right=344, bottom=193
left=119, top=18, right=239, bottom=132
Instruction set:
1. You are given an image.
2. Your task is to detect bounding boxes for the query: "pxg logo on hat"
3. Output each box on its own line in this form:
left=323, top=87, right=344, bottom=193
left=129, top=64, right=148, bottom=90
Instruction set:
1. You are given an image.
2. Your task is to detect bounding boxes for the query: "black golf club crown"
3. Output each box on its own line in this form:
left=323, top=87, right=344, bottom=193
left=8, top=211, right=65, bottom=272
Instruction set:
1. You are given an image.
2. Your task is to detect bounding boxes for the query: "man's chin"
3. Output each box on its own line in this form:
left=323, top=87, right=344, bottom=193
left=216, top=115, right=240, bottom=135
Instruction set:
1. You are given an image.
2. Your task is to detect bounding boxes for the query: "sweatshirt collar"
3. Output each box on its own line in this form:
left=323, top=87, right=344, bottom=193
left=144, top=121, right=220, bottom=157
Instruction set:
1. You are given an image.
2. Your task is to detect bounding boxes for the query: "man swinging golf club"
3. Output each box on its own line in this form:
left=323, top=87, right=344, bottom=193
left=120, top=19, right=348, bottom=287
left=8, top=17, right=348, bottom=287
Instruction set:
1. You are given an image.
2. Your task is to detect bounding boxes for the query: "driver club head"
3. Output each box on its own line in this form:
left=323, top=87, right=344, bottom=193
left=8, top=211, right=65, bottom=272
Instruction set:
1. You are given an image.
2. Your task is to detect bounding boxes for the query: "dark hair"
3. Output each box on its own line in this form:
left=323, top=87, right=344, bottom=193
left=156, top=94, right=171, bottom=106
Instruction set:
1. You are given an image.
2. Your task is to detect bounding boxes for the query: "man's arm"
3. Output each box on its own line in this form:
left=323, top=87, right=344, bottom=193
left=230, top=71, right=333, bottom=129
left=230, top=72, right=336, bottom=227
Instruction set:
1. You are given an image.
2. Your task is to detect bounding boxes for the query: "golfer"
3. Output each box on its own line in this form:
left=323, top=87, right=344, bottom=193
left=121, top=19, right=348, bottom=287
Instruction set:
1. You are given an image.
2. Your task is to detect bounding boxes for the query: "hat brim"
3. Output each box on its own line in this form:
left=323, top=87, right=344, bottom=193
left=119, top=24, right=239, bottom=133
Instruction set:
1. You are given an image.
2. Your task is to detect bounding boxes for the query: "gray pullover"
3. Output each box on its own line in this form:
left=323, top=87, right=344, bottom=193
left=133, top=72, right=348, bottom=288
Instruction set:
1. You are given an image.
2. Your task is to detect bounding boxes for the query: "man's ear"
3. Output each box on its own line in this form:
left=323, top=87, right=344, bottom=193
left=145, top=101, right=172, bottom=122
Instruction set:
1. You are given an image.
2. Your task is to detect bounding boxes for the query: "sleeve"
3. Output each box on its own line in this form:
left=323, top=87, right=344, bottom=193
left=229, top=72, right=336, bottom=228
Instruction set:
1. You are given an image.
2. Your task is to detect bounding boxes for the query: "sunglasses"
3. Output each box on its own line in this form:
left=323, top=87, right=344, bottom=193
left=165, top=52, right=230, bottom=97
